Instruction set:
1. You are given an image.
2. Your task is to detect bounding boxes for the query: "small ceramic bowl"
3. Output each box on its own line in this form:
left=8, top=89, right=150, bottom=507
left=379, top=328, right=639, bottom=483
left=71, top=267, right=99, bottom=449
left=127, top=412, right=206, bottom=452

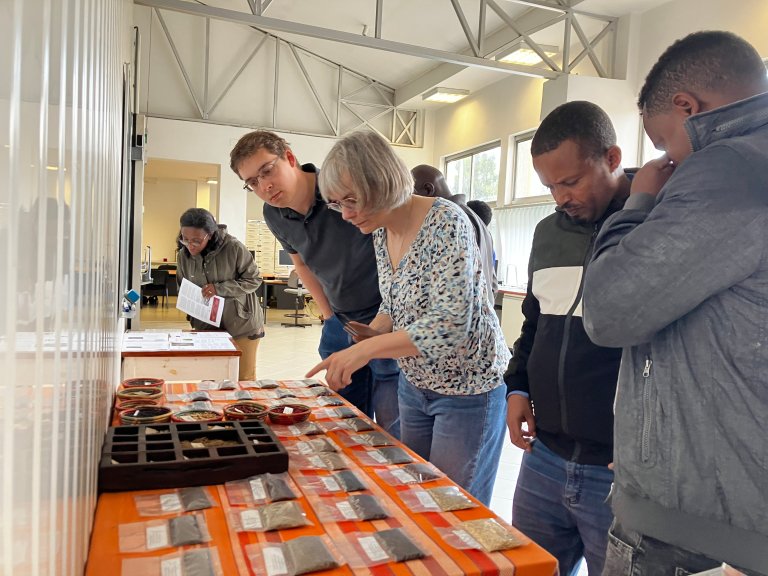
left=119, top=406, right=172, bottom=425
left=267, top=403, right=312, bottom=425
left=122, top=377, right=165, bottom=388
left=116, top=387, right=163, bottom=402
left=171, top=409, right=224, bottom=423
left=223, top=401, right=269, bottom=421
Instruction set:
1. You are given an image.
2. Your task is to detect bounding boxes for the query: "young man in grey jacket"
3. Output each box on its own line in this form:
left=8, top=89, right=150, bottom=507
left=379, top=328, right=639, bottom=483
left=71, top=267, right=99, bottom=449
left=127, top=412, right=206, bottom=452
left=583, top=31, right=768, bottom=575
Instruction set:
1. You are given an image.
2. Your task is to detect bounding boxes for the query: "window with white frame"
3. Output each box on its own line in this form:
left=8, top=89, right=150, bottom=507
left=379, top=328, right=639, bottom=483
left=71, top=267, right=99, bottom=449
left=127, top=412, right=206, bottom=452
left=445, top=142, right=501, bottom=203
left=488, top=130, right=555, bottom=289
left=511, top=130, right=548, bottom=200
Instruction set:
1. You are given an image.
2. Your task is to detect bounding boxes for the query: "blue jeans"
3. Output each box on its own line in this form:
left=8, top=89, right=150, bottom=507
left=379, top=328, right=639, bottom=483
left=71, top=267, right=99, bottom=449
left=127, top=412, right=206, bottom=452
left=604, top=519, right=765, bottom=576
left=318, top=316, right=401, bottom=438
left=397, top=375, right=506, bottom=506
left=512, top=438, right=614, bottom=576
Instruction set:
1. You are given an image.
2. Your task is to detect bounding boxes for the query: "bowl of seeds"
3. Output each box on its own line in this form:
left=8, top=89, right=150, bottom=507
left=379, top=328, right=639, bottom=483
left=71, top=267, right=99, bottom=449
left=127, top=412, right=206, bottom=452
left=223, top=401, right=269, bottom=421
left=121, top=377, right=165, bottom=388
left=119, top=406, right=173, bottom=425
left=116, top=386, right=163, bottom=403
left=171, top=408, right=224, bottom=423
left=115, top=397, right=159, bottom=411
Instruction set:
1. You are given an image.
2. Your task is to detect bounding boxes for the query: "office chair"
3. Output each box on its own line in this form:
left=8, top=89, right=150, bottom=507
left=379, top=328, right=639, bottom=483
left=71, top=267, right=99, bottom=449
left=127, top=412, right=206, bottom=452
left=281, top=270, right=311, bottom=328
left=156, top=264, right=179, bottom=297
left=141, top=269, right=169, bottom=306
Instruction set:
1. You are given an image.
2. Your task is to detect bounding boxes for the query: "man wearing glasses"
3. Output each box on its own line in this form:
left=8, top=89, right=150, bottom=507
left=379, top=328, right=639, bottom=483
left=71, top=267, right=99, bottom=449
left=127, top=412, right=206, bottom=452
left=229, top=130, right=401, bottom=437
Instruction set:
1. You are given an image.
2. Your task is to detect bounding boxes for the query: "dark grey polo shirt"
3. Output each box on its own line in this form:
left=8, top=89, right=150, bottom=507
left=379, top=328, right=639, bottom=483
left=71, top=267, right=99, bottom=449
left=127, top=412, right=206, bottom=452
left=262, top=163, right=381, bottom=321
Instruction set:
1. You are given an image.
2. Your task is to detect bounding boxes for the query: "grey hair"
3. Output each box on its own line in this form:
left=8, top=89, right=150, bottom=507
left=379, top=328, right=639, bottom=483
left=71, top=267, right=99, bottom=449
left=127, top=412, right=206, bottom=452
left=319, top=131, right=413, bottom=213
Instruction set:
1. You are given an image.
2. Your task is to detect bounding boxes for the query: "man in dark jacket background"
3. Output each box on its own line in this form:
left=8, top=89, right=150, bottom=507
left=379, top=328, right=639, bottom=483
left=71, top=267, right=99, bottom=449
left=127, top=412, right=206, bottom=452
left=505, top=101, right=631, bottom=576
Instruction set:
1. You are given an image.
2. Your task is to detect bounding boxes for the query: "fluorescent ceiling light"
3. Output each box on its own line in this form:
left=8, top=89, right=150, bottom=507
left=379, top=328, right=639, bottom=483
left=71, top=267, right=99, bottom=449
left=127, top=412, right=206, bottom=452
left=499, top=42, right=559, bottom=66
left=206, top=178, right=218, bottom=184
left=422, top=87, right=470, bottom=104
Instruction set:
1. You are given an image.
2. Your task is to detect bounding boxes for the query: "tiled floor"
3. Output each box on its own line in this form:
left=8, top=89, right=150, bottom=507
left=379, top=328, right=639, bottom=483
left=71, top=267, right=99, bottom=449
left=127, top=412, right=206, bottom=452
left=138, top=298, right=587, bottom=574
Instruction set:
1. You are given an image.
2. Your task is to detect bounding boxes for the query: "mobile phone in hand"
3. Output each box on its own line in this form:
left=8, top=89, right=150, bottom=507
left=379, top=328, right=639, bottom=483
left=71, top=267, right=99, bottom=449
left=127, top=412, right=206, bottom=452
left=336, top=312, right=359, bottom=336
left=337, top=313, right=381, bottom=340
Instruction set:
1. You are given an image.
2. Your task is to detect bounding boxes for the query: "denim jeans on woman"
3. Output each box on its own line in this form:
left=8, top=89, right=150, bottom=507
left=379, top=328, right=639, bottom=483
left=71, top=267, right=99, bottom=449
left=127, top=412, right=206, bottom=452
left=604, top=519, right=766, bottom=576
left=318, top=315, right=401, bottom=438
left=397, top=373, right=506, bottom=506
left=512, top=438, right=614, bottom=576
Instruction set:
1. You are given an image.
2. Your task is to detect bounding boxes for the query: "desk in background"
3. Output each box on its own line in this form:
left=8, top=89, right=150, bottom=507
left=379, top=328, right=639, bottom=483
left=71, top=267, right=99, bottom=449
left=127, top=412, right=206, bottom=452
left=121, top=331, right=241, bottom=381
left=88, top=379, right=557, bottom=576
left=258, top=278, right=289, bottom=317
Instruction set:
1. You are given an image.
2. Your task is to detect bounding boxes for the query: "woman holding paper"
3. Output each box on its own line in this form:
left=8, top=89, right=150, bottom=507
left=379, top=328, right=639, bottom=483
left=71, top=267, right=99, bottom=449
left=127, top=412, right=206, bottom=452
left=176, top=208, right=264, bottom=380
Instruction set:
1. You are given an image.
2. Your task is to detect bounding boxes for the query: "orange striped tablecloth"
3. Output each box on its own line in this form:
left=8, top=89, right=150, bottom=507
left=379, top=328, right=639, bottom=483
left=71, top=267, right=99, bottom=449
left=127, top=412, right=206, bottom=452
left=91, top=380, right=557, bottom=575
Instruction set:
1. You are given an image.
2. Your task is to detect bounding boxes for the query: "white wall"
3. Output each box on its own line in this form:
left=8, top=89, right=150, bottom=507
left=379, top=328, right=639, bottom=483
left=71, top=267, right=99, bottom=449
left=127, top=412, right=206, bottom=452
left=541, top=74, right=641, bottom=166
left=146, top=117, right=433, bottom=240
left=634, top=0, right=768, bottom=92
left=143, top=179, right=197, bottom=262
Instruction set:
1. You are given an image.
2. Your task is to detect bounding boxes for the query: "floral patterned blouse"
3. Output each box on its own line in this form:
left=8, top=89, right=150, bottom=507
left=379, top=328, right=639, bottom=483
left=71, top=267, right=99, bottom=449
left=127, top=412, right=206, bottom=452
left=374, top=198, right=510, bottom=395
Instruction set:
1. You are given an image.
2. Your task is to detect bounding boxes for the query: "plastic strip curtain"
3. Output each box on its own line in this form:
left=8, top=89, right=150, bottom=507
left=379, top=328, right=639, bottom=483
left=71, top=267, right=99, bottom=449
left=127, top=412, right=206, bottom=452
left=0, top=1, right=128, bottom=574
left=493, top=203, right=555, bottom=288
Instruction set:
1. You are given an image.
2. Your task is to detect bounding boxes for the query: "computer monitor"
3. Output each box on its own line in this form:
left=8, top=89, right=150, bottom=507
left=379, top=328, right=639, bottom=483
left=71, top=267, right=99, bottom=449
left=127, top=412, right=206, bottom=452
left=275, top=248, right=294, bottom=277
left=277, top=249, right=293, bottom=266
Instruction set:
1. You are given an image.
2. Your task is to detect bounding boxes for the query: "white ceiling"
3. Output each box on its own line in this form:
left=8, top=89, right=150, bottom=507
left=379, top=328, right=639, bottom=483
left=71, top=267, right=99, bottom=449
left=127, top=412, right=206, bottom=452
left=138, top=0, right=673, bottom=187
left=175, top=0, right=673, bottom=102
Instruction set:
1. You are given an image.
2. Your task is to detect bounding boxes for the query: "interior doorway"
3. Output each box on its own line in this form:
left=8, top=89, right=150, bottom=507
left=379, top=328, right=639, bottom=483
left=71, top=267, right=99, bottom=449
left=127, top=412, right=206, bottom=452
left=139, top=158, right=220, bottom=325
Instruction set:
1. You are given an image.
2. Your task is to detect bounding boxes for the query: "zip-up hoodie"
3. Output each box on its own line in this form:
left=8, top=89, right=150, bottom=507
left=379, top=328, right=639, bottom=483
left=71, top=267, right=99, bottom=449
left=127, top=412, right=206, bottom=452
left=177, top=229, right=264, bottom=340
left=504, top=191, right=627, bottom=466
left=583, top=92, right=768, bottom=573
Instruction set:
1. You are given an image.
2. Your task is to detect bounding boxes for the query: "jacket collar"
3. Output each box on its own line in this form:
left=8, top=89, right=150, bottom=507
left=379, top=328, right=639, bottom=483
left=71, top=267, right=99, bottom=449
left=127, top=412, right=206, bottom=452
left=685, top=91, right=768, bottom=152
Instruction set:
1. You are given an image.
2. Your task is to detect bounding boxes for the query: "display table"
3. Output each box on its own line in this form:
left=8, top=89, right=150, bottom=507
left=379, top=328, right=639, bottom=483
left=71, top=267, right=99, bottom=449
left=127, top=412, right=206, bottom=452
left=89, top=379, right=557, bottom=576
left=121, top=331, right=241, bottom=381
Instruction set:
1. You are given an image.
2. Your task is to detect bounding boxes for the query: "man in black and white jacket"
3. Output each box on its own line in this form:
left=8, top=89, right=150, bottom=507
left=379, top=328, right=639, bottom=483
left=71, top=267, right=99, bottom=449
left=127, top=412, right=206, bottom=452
left=504, top=101, right=632, bottom=576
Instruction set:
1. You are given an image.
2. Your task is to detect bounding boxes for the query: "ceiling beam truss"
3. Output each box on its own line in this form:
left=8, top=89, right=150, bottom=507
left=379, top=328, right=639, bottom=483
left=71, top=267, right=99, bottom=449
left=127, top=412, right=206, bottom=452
left=288, top=44, right=337, bottom=135
left=374, top=0, right=382, bottom=39
left=136, top=0, right=561, bottom=79
left=207, top=33, right=269, bottom=116
left=138, top=0, right=619, bottom=146
left=450, top=0, right=481, bottom=57
left=154, top=8, right=205, bottom=118
left=144, top=4, right=422, bottom=145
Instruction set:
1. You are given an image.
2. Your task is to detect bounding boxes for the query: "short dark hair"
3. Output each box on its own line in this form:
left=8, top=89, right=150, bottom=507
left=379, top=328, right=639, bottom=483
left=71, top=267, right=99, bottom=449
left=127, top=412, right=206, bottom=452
left=639, top=31, right=767, bottom=115
left=230, top=130, right=292, bottom=177
left=531, top=101, right=616, bottom=159
left=180, top=207, right=218, bottom=233
left=177, top=208, right=220, bottom=252
left=467, top=200, right=493, bottom=226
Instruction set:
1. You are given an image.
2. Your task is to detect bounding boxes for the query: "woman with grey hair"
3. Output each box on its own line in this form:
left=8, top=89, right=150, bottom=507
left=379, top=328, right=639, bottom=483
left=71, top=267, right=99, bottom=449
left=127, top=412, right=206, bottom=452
left=307, top=131, right=509, bottom=505
left=176, top=208, right=264, bottom=381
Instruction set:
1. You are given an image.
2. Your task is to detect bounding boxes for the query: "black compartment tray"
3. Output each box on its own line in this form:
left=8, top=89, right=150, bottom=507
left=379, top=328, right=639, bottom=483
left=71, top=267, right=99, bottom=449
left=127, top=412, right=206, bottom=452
left=98, top=420, right=288, bottom=492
